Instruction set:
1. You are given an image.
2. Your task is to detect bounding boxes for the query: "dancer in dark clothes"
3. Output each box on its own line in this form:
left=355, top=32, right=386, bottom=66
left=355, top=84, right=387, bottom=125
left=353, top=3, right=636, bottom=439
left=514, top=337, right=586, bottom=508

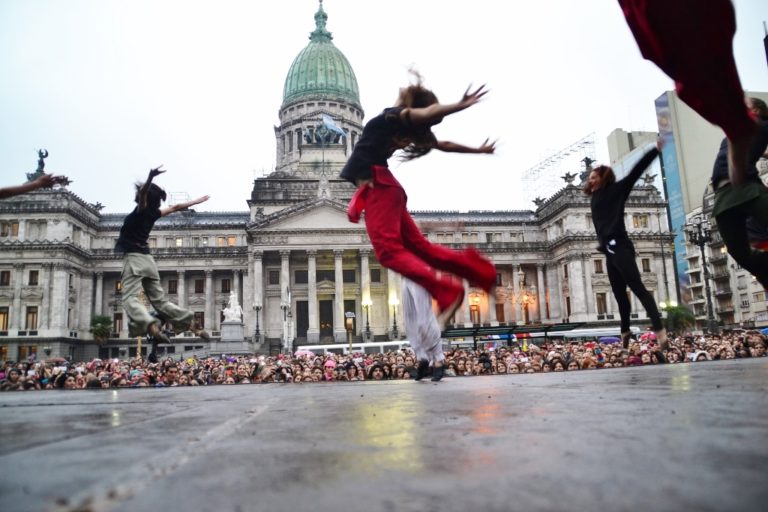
left=710, top=97, right=768, bottom=288
left=585, top=142, right=668, bottom=350
left=115, top=166, right=210, bottom=362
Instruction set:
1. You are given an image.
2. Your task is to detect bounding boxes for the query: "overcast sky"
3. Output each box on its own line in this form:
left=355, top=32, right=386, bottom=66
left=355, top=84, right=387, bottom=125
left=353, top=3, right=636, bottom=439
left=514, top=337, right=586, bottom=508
left=1, top=0, right=766, bottom=213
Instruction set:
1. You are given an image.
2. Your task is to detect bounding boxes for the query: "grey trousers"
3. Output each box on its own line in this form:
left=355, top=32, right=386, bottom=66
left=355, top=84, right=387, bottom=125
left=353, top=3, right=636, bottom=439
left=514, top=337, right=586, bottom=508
left=402, top=278, right=445, bottom=364
left=121, top=253, right=193, bottom=337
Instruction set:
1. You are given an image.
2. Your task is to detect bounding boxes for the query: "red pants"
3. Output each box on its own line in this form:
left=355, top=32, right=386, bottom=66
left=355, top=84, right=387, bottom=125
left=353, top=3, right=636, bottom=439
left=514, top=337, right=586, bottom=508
left=620, top=0, right=753, bottom=140
left=355, top=166, right=495, bottom=311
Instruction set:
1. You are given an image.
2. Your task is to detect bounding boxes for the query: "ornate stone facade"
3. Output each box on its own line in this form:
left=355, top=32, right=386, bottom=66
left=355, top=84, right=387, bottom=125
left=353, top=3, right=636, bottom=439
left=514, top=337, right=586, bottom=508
left=0, top=2, right=674, bottom=360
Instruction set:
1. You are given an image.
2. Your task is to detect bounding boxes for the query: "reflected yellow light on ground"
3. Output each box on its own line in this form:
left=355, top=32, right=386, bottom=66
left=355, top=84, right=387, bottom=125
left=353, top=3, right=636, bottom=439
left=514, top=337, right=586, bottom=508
left=111, top=409, right=121, bottom=428
left=350, top=391, right=423, bottom=474
left=671, top=371, right=692, bottom=393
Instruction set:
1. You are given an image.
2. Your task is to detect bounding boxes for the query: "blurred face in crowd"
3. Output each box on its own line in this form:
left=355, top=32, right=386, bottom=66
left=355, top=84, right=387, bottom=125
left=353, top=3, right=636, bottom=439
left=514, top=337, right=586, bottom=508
left=311, top=368, right=323, bottom=382
left=371, top=367, right=384, bottom=380
left=567, top=361, right=579, bottom=371
left=508, top=364, right=519, bottom=374
left=553, top=361, right=564, bottom=372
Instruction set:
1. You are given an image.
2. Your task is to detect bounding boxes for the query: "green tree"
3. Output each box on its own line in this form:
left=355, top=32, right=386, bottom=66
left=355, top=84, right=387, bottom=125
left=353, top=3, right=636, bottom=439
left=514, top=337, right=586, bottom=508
left=89, top=315, right=113, bottom=342
left=662, top=305, right=695, bottom=334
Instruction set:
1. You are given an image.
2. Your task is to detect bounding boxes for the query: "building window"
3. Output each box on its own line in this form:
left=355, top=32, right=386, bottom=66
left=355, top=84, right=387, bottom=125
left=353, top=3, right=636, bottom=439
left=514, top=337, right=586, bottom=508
left=28, top=270, right=39, bottom=286
left=470, top=304, right=480, bottom=324
left=115, top=280, right=122, bottom=292
left=113, top=312, right=123, bottom=333
left=193, top=312, right=205, bottom=329
left=217, top=236, right=226, bottom=247
left=294, top=270, right=308, bottom=284
left=168, top=279, right=178, bottom=294
left=316, top=269, right=335, bottom=282
left=740, top=294, right=750, bottom=308
left=565, top=296, right=572, bottom=317
left=1, top=221, right=19, bottom=237
left=175, top=237, right=183, bottom=247
left=496, top=273, right=503, bottom=286
left=370, top=269, right=381, bottom=283
left=18, top=345, right=37, bottom=361
left=594, top=260, right=604, bottom=274
left=753, top=291, right=765, bottom=303
left=192, top=237, right=200, bottom=247
left=227, top=236, right=237, bottom=246
left=0, top=270, right=10, bottom=286
left=69, top=274, right=74, bottom=288
left=0, top=306, right=8, bottom=330
left=148, top=237, right=157, bottom=248
left=632, top=214, right=649, bottom=229
left=596, top=293, right=607, bottom=315
left=343, top=269, right=356, bottom=283
left=496, top=303, right=505, bottom=322
left=25, top=306, right=38, bottom=330
left=268, top=270, right=280, bottom=285
left=194, top=279, right=205, bottom=294
left=563, top=264, right=569, bottom=279
left=201, top=237, right=209, bottom=246
left=641, top=258, right=651, bottom=273
left=221, top=279, right=231, bottom=293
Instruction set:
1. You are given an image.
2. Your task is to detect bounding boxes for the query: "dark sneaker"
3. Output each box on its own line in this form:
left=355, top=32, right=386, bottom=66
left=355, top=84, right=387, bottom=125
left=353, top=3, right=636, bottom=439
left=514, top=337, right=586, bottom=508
left=621, top=331, right=632, bottom=349
left=415, top=359, right=429, bottom=381
left=431, top=364, right=445, bottom=382
left=147, top=323, right=170, bottom=344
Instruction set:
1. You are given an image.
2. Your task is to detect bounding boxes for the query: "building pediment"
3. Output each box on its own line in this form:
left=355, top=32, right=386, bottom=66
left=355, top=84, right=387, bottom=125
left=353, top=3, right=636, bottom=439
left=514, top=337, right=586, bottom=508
left=249, top=198, right=358, bottom=232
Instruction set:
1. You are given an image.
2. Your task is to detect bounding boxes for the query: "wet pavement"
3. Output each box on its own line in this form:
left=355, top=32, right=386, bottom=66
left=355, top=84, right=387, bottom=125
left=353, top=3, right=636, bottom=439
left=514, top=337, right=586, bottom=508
left=1, top=358, right=767, bottom=512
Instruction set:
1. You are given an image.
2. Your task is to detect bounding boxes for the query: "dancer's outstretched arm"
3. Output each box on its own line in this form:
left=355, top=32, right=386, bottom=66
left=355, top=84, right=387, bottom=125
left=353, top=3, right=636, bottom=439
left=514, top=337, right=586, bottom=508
left=0, top=174, right=70, bottom=199
left=138, top=166, right=164, bottom=210
left=401, top=84, right=488, bottom=126
left=437, top=138, right=496, bottom=154
left=161, top=195, right=210, bottom=217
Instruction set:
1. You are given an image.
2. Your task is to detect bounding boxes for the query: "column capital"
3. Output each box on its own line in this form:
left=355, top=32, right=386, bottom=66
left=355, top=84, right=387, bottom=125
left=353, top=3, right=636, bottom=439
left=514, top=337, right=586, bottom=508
left=205, top=270, right=213, bottom=277
left=279, top=249, right=291, bottom=258
left=306, top=249, right=317, bottom=257
left=359, top=248, right=371, bottom=257
left=95, top=271, right=104, bottom=278
left=252, top=249, right=263, bottom=259
left=13, top=263, right=23, bottom=271
left=177, top=269, right=186, bottom=276
left=536, top=262, right=545, bottom=269
left=333, top=249, right=344, bottom=258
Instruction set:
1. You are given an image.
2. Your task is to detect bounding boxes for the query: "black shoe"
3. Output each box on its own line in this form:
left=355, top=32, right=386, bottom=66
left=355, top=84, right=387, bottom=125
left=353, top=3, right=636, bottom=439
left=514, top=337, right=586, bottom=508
left=415, top=359, right=429, bottom=381
left=621, top=331, right=632, bottom=349
left=431, top=365, right=445, bottom=382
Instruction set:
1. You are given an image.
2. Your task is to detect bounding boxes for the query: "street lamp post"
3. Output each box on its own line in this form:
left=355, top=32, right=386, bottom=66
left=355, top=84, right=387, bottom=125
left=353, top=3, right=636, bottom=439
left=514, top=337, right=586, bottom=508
left=685, top=216, right=718, bottom=334
left=362, top=297, right=372, bottom=341
left=389, top=297, right=399, bottom=340
left=253, top=303, right=262, bottom=343
left=516, top=269, right=536, bottom=325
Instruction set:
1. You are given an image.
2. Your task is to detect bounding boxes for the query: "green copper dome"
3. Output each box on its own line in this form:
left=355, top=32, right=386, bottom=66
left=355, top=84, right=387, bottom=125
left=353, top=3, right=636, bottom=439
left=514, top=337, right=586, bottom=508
left=282, top=1, right=360, bottom=108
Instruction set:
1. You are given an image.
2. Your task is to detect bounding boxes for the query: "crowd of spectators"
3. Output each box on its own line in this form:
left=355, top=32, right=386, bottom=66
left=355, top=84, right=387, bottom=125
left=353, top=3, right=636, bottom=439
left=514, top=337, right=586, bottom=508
left=1, top=330, right=765, bottom=391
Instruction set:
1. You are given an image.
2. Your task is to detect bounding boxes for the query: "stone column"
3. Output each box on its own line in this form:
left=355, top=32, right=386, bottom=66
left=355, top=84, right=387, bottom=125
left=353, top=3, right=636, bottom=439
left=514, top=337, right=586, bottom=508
left=95, top=272, right=104, bottom=316
left=177, top=270, right=186, bottom=309
left=502, top=269, right=513, bottom=324
left=537, top=263, right=546, bottom=322
left=39, top=263, right=52, bottom=331
left=205, top=270, right=214, bottom=330
left=252, top=251, right=263, bottom=341
left=10, top=264, right=23, bottom=330
left=387, top=269, right=401, bottom=337
left=50, top=264, right=69, bottom=332
left=546, top=265, right=561, bottom=321
left=233, top=269, right=241, bottom=305
left=17, top=220, right=26, bottom=241
left=582, top=256, right=593, bottom=320
left=307, top=250, right=319, bottom=343
left=462, top=279, right=472, bottom=326
left=487, top=289, right=497, bottom=325
left=360, top=249, right=371, bottom=336
left=333, top=250, right=345, bottom=341
left=513, top=265, right=523, bottom=324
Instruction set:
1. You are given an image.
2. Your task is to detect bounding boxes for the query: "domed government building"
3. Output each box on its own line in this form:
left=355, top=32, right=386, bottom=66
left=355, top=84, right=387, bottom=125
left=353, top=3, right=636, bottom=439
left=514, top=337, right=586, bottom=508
left=0, top=1, right=674, bottom=361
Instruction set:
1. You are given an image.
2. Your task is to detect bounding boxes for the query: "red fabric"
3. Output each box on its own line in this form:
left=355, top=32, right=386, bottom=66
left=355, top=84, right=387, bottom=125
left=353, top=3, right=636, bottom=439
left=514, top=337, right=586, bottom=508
left=619, top=0, right=754, bottom=140
left=358, top=166, right=496, bottom=311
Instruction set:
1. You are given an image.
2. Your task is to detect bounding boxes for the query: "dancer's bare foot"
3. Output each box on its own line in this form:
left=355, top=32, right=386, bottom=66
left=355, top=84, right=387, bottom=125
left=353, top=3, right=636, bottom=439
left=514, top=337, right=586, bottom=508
left=727, top=126, right=758, bottom=186
left=655, top=328, right=669, bottom=351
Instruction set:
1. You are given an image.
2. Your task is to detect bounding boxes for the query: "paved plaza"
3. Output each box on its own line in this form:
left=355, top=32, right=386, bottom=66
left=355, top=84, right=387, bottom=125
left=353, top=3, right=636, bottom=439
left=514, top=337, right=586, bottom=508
left=1, top=358, right=767, bottom=512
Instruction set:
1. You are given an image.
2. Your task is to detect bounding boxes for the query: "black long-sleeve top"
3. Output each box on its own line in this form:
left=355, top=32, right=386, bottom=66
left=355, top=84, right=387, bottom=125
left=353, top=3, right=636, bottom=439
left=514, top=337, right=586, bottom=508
left=711, top=119, right=768, bottom=188
left=590, top=147, right=659, bottom=247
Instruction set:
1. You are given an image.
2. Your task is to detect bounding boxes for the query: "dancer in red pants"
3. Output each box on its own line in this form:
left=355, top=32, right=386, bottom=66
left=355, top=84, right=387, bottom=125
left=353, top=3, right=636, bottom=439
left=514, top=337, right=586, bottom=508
left=619, top=0, right=757, bottom=185
left=341, top=72, right=497, bottom=326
